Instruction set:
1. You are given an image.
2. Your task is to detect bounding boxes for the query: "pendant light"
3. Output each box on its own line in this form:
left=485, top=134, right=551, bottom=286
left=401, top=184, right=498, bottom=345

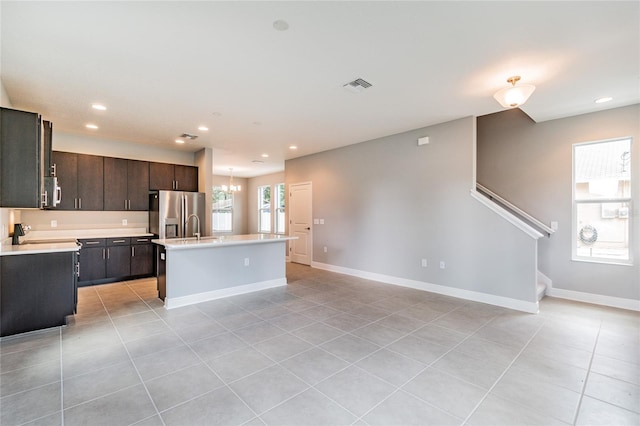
left=221, top=168, right=241, bottom=193
left=493, top=76, right=536, bottom=108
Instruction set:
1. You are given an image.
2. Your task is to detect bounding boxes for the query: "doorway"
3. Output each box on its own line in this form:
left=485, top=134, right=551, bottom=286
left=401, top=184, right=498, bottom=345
left=289, top=182, right=312, bottom=265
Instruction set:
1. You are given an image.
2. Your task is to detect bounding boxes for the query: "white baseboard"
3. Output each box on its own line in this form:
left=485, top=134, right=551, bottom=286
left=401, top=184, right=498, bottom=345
left=311, top=261, right=539, bottom=314
left=547, top=287, right=640, bottom=312
left=164, top=278, right=287, bottom=310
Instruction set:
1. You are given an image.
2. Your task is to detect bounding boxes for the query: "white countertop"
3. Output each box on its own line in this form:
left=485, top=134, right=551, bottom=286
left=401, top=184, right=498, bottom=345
left=153, top=234, right=297, bottom=250
left=0, top=241, right=80, bottom=256
left=0, top=228, right=152, bottom=256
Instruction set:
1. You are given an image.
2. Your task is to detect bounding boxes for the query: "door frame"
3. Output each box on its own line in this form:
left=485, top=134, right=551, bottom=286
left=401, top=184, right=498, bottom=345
left=288, top=181, right=313, bottom=265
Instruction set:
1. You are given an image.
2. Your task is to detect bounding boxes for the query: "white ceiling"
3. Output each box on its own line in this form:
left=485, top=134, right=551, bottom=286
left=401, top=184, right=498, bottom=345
left=1, top=1, right=638, bottom=177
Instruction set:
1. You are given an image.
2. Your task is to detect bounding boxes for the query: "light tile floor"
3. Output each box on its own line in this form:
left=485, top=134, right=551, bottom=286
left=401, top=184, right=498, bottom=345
left=1, top=263, right=638, bottom=426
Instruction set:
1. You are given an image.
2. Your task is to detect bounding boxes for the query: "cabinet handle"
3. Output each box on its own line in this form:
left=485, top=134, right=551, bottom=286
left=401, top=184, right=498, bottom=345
left=79, top=198, right=82, bottom=209
left=85, top=241, right=100, bottom=245
left=175, top=180, right=179, bottom=190
left=107, top=248, right=110, bottom=259
left=132, top=246, right=135, bottom=257
left=128, top=200, right=131, bottom=210
left=112, top=239, right=126, bottom=243
left=124, top=200, right=127, bottom=210
left=102, top=248, right=105, bottom=259
left=136, top=238, right=148, bottom=242
left=74, top=198, right=77, bottom=209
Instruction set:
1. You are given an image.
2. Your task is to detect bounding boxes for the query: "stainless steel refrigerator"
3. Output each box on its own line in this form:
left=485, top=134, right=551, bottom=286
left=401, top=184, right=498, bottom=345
left=150, top=190, right=206, bottom=239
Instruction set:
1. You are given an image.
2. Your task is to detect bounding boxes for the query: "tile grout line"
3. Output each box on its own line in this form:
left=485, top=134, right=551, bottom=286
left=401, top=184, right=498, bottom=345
left=571, top=320, right=603, bottom=426
left=93, top=282, right=167, bottom=426
left=460, top=313, right=550, bottom=425
left=123, top=281, right=265, bottom=423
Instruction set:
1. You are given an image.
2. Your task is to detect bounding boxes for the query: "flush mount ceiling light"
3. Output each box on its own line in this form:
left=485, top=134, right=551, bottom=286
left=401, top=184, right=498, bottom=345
left=493, top=76, right=536, bottom=108
left=85, top=123, right=98, bottom=129
left=198, top=126, right=209, bottom=131
left=221, top=168, right=241, bottom=192
left=91, top=104, right=106, bottom=111
left=261, top=153, right=269, bottom=158
left=289, top=145, right=298, bottom=150
left=595, top=97, right=613, bottom=104
left=175, top=139, right=185, bottom=144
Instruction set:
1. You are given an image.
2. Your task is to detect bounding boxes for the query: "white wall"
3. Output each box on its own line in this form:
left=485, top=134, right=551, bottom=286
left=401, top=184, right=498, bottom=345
left=247, top=172, right=285, bottom=234
left=286, top=117, right=540, bottom=311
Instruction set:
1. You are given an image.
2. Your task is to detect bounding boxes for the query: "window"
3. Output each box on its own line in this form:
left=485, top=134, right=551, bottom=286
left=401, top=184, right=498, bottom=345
left=258, top=185, right=271, bottom=233
left=275, top=183, right=286, bottom=234
left=212, top=187, right=233, bottom=232
left=573, top=138, right=632, bottom=264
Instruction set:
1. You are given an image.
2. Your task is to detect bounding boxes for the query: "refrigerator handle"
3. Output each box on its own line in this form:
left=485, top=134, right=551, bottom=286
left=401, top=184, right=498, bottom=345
left=181, top=194, right=186, bottom=238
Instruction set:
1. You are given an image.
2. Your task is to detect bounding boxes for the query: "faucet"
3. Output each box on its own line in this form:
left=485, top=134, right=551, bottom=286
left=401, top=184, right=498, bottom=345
left=185, top=214, right=201, bottom=240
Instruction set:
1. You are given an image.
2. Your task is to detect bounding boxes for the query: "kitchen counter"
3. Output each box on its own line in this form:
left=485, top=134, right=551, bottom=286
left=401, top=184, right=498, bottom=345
left=154, top=234, right=297, bottom=309
left=152, top=233, right=296, bottom=250
left=0, top=241, right=80, bottom=256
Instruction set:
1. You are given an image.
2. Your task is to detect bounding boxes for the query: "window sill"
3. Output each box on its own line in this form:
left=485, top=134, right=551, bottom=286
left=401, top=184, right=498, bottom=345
left=571, top=257, right=633, bottom=267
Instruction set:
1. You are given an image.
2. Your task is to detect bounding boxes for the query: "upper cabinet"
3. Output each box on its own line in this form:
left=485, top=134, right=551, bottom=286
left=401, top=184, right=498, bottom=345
left=150, top=162, right=198, bottom=192
left=0, top=107, right=43, bottom=208
left=52, top=152, right=104, bottom=210
left=104, top=158, right=149, bottom=211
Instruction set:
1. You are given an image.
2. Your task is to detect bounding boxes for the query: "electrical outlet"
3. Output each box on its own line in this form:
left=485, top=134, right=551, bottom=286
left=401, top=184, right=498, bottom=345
left=51, top=220, right=58, bottom=228
left=314, top=219, right=319, bottom=225
left=319, top=219, right=325, bottom=224
left=421, top=259, right=427, bottom=267
left=439, top=261, right=446, bottom=269
left=323, top=246, right=327, bottom=253
left=122, top=219, right=128, bottom=226
left=244, top=257, right=250, bottom=266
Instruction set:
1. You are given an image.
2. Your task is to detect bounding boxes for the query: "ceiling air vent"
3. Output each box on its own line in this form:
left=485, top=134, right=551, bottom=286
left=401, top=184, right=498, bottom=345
left=343, top=78, right=373, bottom=93
left=180, top=133, right=198, bottom=140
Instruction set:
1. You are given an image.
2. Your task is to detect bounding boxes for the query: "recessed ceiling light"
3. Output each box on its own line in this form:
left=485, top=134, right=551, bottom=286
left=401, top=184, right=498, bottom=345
left=261, top=154, right=269, bottom=158
left=253, top=121, right=262, bottom=126
left=198, top=126, right=209, bottom=131
left=212, top=112, right=222, bottom=117
left=175, top=139, right=185, bottom=144
left=273, top=19, right=289, bottom=31
left=91, top=104, right=107, bottom=111
left=252, top=160, right=264, bottom=164
left=85, top=124, right=98, bottom=129
left=595, top=97, right=613, bottom=104
left=289, top=145, right=298, bottom=150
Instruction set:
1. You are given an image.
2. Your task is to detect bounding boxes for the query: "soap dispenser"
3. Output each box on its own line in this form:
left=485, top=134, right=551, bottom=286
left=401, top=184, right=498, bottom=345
left=11, top=224, right=25, bottom=245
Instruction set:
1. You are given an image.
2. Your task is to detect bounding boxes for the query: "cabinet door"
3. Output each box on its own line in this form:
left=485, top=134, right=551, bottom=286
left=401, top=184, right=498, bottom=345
left=1, top=252, right=76, bottom=337
left=149, top=162, right=175, bottom=190
left=106, top=245, right=131, bottom=278
left=52, top=151, right=78, bottom=210
left=79, top=246, right=106, bottom=282
left=77, top=154, right=104, bottom=210
left=127, top=160, right=149, bottom=210
left=131, top=243, right=153, bottom=276
left=0, top=108, right=41, bottom=208
left=103, top=157, right=128, bottom=210
left=175, top=165, right=198, bottom=192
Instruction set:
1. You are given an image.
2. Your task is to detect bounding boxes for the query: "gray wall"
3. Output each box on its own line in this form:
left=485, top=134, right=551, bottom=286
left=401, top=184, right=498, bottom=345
left=477, top=104, right=639, bottom=300
left=286, top=116, right=539, bottom=304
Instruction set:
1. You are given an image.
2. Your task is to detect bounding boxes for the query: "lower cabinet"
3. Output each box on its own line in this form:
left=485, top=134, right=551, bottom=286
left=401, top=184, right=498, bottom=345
left=0, top=251, right=78, bottom=337
left=78, top=236, right=153, bottom=286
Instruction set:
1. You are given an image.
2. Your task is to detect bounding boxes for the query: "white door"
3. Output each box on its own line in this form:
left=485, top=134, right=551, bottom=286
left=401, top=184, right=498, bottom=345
left=289, top=182, right=312, bottom=265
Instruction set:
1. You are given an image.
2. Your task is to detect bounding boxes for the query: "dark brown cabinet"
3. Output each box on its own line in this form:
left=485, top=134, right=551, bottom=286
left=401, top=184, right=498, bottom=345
left=150, top=162, right=198, bottom=192
left=131, top=237, right=153, bottom=276
left=53, top=152, right=104, bottom=210
left=0, top=107, right=43, bottom=208
left=78, top=236, right=153, bottom=286
left=1, top=251, right=77, bottom=337
left=104, top=158, right=149, bottom=211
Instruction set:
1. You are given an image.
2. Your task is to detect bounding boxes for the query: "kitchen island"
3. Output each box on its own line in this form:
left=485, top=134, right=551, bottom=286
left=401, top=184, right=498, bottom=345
left=152, top=234, right=297, bottom=309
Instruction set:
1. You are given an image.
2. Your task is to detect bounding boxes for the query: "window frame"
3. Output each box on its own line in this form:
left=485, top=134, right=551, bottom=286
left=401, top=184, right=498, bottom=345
left=572, top=137, right=633, bottom=266
left=212, top=186, right=234, bottom=233
left=258, top=184, right=271, bottom=233
left=275, top=183, right=286, bottom=235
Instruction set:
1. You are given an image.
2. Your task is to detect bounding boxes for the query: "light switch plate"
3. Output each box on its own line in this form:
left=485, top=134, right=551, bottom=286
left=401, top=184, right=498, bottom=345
left=122, top=219, right=128, bottom=226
